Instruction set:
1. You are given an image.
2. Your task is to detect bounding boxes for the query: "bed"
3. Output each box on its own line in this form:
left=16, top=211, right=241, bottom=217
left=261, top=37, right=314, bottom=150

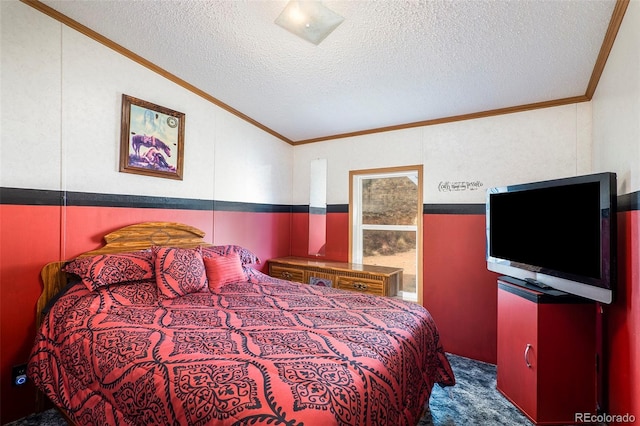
left=28, top=222, right=455, bottom=426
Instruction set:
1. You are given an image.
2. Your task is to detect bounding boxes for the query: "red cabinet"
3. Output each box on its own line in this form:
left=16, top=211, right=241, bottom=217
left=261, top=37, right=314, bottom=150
left=497, top=278, right=597, bottom=425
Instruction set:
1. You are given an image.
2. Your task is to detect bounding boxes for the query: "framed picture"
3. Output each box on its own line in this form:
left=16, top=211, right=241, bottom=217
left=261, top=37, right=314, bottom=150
left=119, top=94, right=185, bottom=180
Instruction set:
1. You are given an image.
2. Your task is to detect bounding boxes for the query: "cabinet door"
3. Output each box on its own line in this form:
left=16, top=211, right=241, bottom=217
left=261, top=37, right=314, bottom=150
left=497, top=288, right=538, bottom=421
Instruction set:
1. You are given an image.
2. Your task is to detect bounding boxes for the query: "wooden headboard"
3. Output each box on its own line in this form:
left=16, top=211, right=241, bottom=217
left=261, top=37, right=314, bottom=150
left=37, top=222, right=210, bottom=325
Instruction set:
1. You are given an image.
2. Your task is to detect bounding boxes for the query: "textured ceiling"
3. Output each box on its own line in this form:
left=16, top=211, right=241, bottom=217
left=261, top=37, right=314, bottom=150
left=37, top=0, right=619, bottom=144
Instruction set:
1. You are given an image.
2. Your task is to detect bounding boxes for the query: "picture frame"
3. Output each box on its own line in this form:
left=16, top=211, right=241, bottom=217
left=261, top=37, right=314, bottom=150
left=119, top=94, right=185, bottom=180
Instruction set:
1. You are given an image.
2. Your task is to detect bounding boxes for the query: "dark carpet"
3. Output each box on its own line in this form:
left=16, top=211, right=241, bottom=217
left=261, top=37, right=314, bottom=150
left=7, top=353, right=532, bottom=425
left=420, top=353, right=532, bottom=425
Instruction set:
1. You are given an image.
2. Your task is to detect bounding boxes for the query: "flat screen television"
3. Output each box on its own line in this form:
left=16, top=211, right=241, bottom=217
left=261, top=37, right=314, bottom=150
left=486, top=172, right=617, bottom=303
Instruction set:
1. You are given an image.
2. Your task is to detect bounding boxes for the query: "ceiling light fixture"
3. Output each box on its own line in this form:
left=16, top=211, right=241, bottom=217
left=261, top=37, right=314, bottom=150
left=275, top=1, right=344, bottom=45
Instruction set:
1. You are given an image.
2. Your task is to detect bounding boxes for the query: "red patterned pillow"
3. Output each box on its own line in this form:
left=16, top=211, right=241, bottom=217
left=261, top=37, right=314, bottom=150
left=204, top=253, right=246, bottom=290
left=201, top=245, right=261, bottom=265
left=63, top=251, right=154, bottom=291
left=153, top=246, right=208, bottom=299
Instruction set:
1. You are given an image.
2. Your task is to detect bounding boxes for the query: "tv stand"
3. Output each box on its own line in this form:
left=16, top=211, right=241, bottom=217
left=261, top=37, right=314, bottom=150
left=497, top=277, right=596, bottom=424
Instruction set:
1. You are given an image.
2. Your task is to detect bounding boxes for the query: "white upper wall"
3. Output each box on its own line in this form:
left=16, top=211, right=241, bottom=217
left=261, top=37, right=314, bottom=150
left=0, top=1, right=293, bottom=205
left=423, top=103, right=592, bottom=204
left=1, top=2, right=62, bottom=190
left=4, top=0, right=614, bottom=207
left=214, top=108, right=292, bottom=205
left=592, top=0, right=640, bottom=196
left=294, top=103, right=592, bottom=205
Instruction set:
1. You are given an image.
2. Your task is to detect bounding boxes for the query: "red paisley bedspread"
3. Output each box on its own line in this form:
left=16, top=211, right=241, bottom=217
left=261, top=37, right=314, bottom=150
left=29, top=272, right=455, bottom=426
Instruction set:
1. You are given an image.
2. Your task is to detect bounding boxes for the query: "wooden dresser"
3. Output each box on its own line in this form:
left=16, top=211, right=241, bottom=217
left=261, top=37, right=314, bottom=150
left=268, top=256, right=402, bottom=297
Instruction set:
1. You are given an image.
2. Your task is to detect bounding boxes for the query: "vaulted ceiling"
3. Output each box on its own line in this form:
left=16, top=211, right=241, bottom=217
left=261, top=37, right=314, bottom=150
left=28, top=0, right=628, bottom=145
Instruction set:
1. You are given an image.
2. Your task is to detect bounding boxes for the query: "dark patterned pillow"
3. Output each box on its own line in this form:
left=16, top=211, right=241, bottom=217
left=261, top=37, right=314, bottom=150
left=153, top=246, right=208, bottom=299
left=201, top=245, right=261, bottom=265
left=204, top=253, right=246, bottom=290
left=63, top=251, right=154, bottom=291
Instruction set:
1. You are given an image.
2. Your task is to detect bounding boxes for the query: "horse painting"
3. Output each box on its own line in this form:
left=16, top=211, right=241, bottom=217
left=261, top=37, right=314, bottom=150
left=131, top=134, right=172, bottom=158
left=129, top=133, right=175, bottom=172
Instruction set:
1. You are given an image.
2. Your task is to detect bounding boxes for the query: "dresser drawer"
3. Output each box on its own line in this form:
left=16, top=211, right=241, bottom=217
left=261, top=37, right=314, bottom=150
left=270, top=265, right=305, bottom=283
left=336, top=276, right=384, bottom=296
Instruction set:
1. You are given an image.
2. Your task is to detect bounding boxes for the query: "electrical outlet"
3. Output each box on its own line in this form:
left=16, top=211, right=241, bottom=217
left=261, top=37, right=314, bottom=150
left=11, top=364, right=27, bottom=386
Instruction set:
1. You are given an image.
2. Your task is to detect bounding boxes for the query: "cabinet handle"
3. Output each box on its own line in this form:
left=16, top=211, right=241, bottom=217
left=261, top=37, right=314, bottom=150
left=524, top=344, right=532, bottom=368
left=352, top=282, right=368, bottom=291
left=281, top=272, right=292, bottom=279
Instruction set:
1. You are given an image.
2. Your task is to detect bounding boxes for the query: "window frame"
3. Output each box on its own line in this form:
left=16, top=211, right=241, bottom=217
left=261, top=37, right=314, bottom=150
left=349, top=165, right=423, bottom=304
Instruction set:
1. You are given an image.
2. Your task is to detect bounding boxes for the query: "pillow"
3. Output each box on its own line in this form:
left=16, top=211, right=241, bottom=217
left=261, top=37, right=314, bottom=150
left=63, top=251, right=154, bottom=291
left=153, top=246, right=208, bottom=299
left=204, top=253, right=247, bottom=290
left=201, top=245, right=261, bottom=265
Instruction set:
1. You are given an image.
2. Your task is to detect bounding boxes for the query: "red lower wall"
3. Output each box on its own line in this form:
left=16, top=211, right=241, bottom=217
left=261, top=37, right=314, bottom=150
left=606, top=209, right=639, bottom=421
left=290, top=212, right=308, bottom=257
left=2, top=201, right=637, bottom=422
left=62, top=206, right=215, bottom=258
left=214, top=210, right=291, bottom=272
left=1, top=205, right=62, bottom=423
left=291, top=211, right=349, bottom=261
left=423, top=213, right=499, bottom=364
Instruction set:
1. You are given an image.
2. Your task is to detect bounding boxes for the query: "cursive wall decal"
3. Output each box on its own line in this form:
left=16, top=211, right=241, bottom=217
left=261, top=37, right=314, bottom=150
left=438, top=181, right=484, bottom=192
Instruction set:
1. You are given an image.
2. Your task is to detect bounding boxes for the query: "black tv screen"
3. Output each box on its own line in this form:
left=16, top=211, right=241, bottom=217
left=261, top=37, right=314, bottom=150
left=486, top=172, right=616, bottom=303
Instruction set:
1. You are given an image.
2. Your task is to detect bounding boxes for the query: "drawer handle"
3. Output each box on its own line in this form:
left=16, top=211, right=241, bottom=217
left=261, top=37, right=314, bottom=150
left=524, top=344, right=532, bottom=368
left=352, top=282, right=368, bottom=291
left=281, top=272, right=292, bottom=279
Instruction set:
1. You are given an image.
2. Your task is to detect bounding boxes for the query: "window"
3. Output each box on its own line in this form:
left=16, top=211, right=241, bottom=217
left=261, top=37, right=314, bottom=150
left=350, top=166, right=423, bottom=303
